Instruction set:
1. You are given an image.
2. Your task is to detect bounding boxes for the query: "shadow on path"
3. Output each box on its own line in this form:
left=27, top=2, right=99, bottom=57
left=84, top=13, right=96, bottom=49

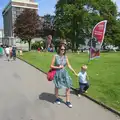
left=39, top=92, right=56, bottom=104
left=70, top=89, right=78, bottom=95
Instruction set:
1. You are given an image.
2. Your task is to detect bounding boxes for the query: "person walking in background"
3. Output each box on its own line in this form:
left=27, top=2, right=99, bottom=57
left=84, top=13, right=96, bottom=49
left=50, top=44, right=76, bottom=108
left=0, top=45, right=4, bottom=56
left=5, top=46, right=10, bottom=61
left=12, top=46, right=16, bottom=60
left=9, top=46, right=12, bottom=59
left=75, top=65, right=90, bottom=97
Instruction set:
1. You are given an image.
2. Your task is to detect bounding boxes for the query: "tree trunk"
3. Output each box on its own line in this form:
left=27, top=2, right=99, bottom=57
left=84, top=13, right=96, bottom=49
left=71, top=40, right=74, bottom=52
left=73, top=42, right=78, bottom=52
left=76, top=43, right=79, bottom=51
left=28, top=40, right=31, bottom=51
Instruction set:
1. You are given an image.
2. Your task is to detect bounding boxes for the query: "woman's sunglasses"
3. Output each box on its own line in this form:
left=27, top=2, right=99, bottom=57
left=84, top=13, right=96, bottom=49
left=61, top=49, right=65, bottom=51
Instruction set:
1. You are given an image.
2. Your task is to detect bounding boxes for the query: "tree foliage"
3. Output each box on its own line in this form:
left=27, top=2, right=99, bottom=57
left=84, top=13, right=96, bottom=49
left=55, top=0, right=120, bottom=50
left=39, top=14, right=55, bottom=38
left=14, top=9, right=40, bottom=51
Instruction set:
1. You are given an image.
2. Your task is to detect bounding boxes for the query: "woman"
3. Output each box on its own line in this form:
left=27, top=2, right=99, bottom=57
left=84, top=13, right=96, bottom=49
left=50, top=44, right=76, bottom=108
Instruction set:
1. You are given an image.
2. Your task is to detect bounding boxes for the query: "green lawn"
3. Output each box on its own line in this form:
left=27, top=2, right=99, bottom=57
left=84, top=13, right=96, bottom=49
left=18, top=51, right=120, bottom=111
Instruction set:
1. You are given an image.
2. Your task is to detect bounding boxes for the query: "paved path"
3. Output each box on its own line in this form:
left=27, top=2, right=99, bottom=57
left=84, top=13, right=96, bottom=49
left=0, top=57, right=119, bottom=120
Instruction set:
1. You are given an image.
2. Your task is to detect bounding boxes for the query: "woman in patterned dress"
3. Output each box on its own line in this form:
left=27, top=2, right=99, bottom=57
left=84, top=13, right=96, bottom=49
left=50, top=44, right=76, bottom=108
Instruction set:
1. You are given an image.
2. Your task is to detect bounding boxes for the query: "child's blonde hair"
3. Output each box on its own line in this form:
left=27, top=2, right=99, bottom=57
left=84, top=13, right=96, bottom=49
left=81, top=65, right=88, bottom=70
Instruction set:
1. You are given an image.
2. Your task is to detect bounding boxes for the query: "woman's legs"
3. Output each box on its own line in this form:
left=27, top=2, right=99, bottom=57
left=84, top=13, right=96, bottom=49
left=55, top=87, right=59, bottom=98
left=66, top=88, right=70, bottom=102
left=55, top=87, right=72, bottom=107
left=55, top=87, right=61, bottom=105
left=66, top=88, right=72, bottom=108
left=55, top=87, right=70, bottom=101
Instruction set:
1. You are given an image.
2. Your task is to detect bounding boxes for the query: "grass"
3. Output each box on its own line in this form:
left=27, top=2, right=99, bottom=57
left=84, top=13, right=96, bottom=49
left=18, top=51, right=120, bottom=111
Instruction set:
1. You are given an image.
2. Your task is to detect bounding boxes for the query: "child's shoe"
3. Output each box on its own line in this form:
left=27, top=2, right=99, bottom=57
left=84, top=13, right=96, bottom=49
left=85, top=91, right=88, bottom=94
left=78, top=94, right=81, bottom=97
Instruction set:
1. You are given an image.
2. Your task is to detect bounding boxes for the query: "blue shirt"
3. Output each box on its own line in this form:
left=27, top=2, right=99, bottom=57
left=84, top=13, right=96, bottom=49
left=78, top=71, right=87, bottom=83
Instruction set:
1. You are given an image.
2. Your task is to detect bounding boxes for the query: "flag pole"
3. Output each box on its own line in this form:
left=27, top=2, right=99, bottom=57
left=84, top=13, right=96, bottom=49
left=87, top=38, right=92, bottom=64
left=87, top=20, right=107, bottom=62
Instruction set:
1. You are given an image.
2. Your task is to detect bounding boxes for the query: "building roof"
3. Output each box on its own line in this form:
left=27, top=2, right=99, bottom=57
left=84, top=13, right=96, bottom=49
left=2, top=0, right=38, bottom=15
left=11, top=0, right=37, bottom=4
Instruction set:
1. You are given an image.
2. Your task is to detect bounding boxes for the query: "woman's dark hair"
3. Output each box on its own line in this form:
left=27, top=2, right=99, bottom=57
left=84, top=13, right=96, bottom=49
left=57, top=43, right=66, bottom=55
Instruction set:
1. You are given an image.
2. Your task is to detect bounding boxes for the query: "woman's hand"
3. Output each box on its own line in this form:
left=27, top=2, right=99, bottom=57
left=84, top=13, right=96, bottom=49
left=59, top=65, right=64, bottom=69
left=51, top=56, right=63, bottom=69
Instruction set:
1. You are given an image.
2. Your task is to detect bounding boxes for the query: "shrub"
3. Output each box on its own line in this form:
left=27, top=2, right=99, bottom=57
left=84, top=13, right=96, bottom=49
left=31, top=41, right=45, bottom=50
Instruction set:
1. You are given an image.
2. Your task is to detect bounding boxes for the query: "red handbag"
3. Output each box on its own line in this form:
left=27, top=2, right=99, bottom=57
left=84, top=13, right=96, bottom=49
left=47, top=69, right=56, bottom=81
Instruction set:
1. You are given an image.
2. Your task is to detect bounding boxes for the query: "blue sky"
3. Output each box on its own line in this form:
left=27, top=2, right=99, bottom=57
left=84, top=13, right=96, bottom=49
left=0, top=0, right=120, bottom=29
left=0, top=0, right=57, bottom=28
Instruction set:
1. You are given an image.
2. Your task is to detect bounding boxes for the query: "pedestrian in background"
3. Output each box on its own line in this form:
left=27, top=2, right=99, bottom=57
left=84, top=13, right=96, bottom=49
left=12, top=46, right=16, bottom=60
left=5, top=46, right=10, bottom=61
left=0, top=45, right=4, bottom=58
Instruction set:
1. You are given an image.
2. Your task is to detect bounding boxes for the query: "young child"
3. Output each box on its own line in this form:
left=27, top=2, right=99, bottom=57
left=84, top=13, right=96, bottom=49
left=76, top=65, right=89, bottom=97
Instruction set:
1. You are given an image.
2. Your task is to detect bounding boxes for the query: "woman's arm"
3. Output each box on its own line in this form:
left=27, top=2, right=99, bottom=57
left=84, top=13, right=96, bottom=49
left=66, top=56, right=76, bottom=74
left=50, top=55, right=63, bottom=69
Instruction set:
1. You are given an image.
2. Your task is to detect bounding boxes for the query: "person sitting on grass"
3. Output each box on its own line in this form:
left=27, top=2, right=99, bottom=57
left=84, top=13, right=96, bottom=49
left=75, top=65, right=89, bottom=97
left=38, top=47, right=40, bottom=52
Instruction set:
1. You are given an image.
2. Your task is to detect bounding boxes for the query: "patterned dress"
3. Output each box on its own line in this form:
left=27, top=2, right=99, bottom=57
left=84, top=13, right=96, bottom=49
left=53, top=55, right=72, bottom=89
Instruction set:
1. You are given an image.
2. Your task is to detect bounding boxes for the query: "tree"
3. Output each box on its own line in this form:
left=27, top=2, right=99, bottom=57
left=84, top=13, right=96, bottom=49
left=113, top=20, right=120, bottom=49
left=55, top=0, right=119, bottom=51
left=39, top=14, right=55, bottom=38
left=55, top=0, right=102, bottom=51
left=14, top=9, right=40, bottom=51
left=95, top=0, right=117, bottom=45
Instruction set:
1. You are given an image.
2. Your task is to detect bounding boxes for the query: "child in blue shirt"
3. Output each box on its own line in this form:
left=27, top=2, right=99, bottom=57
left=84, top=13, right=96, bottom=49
left=75, top=65, right=89, bottom=97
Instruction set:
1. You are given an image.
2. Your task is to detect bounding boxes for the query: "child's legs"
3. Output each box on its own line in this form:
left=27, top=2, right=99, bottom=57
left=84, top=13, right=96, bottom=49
left=79, top=83, right=86, bottom=94
left=84, top=83, right=89, bottom=91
